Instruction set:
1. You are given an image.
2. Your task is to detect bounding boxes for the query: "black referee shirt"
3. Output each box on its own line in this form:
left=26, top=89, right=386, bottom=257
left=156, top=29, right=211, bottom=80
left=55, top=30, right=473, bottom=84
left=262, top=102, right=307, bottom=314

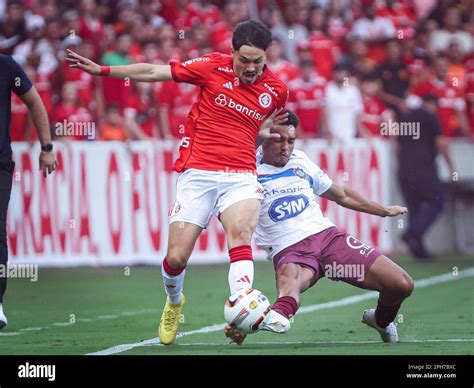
left=0, top=55, right=33, bottom=161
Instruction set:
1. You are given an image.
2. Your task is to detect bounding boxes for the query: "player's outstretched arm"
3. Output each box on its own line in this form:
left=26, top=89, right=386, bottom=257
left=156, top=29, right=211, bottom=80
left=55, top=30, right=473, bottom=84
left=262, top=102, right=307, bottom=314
left=66, top=49, right=172, bottom=82
left=320, top=183, right=407, bottom=217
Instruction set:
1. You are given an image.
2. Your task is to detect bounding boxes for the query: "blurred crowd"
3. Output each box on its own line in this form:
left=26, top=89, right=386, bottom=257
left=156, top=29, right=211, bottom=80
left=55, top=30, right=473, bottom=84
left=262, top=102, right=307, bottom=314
left=1, top=0, right=473, bottom=142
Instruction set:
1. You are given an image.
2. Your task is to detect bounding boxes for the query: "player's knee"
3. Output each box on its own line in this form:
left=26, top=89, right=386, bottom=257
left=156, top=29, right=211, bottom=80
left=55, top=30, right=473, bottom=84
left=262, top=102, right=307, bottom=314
left=278, top=263, right=300, bottom=282
left=165, top=250, right=189, bottom=269
left=398, top=272, right=414, bottom=299
left=386, top=271, right=414, bottom=299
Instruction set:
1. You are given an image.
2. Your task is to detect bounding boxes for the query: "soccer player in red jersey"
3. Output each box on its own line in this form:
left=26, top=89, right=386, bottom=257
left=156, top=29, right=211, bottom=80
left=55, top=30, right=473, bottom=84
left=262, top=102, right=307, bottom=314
left=410, top=56, right=470, bottom=137
left=66, top=20, right=289, bottom=345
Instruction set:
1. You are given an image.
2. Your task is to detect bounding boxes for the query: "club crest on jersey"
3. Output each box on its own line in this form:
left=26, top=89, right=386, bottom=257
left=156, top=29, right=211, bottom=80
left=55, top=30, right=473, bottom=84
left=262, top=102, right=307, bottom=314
left=293, top=167, right=307, bottom=181
left=268, top=194, right=309, bottom=222
left=168, top=202, right=181, bottom=216
left=259, top=92, right=272, bottom=108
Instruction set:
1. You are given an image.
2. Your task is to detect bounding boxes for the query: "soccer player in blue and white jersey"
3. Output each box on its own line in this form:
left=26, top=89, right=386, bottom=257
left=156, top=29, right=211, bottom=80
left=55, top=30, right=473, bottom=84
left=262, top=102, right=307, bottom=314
left=226, top=110, right=413, bottom=345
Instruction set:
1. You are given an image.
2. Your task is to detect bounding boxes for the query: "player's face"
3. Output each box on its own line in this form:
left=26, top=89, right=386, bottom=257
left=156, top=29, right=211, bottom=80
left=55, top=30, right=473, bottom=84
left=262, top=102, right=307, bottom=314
left=262, top=125, right=296, bottom=167
left=232, top=45, right=267, bottom=85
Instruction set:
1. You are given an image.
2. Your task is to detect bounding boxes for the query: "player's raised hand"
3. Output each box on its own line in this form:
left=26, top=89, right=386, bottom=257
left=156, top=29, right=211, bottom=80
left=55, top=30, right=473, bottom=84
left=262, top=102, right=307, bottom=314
left=66, top=49, right=101, bottom=76
left=259, top=108, right=289, bottom=140
left=384, top=206, right=408, bottom=217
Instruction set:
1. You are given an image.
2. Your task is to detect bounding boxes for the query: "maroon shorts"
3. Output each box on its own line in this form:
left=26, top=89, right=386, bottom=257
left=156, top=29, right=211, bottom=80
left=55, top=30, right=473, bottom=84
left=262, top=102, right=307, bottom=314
left=273, top=227, right=381, bottom=287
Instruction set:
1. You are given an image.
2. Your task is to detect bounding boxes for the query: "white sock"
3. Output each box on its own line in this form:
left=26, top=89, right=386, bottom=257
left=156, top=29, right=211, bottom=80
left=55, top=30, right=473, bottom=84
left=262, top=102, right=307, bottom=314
left=0, top=303, right=3, bottom=315
left=228, top=260, right=254, bottom=295
left=161, top=264, right=185, bottom=305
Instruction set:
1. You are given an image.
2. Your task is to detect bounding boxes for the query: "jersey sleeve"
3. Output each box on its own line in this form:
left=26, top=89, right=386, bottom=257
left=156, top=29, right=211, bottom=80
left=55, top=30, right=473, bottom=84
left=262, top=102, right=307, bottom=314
left=169, top=53, right=219, bottom=86
left=301, top=152, right=332, bottom=195
left=8, top=56, right=33, bottom=97
left=277, top=85, right=289, bottom=110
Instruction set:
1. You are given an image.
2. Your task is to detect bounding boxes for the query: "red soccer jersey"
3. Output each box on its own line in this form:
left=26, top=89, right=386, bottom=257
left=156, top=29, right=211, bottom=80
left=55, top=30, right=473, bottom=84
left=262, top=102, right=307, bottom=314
left=309, top=33, right=342, bottom=80
left=465, top=70, right=474, bottom=136
left=154, top=81, right=199, bottom=138
left=170, top=52, right=288, bottom=173
left=123, top=91, right=156, bottom=138
left=361, top=94, right=390, bottom=137
left=62, top=63, right=96, bottom=110
left=287, top=74, right=327, bottom=137
left=267, top=60, right=300, bottom=84
left=411, top=76, right=466, bottom=137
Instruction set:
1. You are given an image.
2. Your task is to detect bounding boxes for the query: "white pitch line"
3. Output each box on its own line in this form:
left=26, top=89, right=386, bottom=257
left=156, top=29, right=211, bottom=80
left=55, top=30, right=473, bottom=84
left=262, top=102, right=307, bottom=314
left=19, top=327, right=43, bottom=332
left=87, top=267, right=474, bottom=356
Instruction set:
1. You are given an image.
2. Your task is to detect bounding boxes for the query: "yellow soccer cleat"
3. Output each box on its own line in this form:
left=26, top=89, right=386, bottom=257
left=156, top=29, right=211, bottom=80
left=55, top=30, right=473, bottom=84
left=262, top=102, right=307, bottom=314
left=158, top=294, right=185, bottom=345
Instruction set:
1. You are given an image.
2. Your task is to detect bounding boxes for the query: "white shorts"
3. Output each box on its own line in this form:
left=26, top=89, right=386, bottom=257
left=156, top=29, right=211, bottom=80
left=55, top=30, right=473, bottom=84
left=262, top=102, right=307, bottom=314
left=169, top=168, right=264, bottom=228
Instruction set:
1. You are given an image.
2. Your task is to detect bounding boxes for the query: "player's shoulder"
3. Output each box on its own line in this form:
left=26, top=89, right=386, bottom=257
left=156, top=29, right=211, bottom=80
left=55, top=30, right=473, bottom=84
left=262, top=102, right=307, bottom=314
left=263, top=66, right=289, bottom=94
left=290, top=149, right=320, bottom=170
left=204, top=52, right=232, bottom=64
left=290, top=149, right=310, bottom=163
left=180, top=52, right=230, bottom=67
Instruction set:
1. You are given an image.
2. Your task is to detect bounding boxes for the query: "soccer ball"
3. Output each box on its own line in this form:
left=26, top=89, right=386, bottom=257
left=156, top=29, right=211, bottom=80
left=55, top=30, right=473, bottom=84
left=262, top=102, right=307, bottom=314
left=224, top=288, right=270, bottom=334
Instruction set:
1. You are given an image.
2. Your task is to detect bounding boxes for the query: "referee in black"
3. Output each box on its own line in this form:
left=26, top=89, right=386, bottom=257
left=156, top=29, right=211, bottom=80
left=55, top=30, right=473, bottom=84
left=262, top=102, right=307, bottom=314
left=0, top=54, right=57, bottom=329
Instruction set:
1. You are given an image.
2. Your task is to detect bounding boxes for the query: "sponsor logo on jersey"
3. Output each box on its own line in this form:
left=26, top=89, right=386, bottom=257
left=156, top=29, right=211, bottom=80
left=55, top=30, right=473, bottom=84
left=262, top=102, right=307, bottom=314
left=214, top=93, right=265, bottom=121
left=268, top=194, right=310, bottom=222
left=262, top=186, right=305, bottom=198
left=217, top=66, right=234, bottom=73
left=258, top=92, right=272, bottom=108
left=182, top=57, right=210, bottom=67
left=223, top=81, right=233, bottom=90
left=264, top=83, right=279, bottom=97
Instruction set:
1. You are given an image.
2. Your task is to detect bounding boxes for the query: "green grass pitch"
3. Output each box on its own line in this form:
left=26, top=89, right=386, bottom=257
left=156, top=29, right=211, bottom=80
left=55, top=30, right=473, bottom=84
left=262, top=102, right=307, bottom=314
left=0, top=255, right=473, bottom=355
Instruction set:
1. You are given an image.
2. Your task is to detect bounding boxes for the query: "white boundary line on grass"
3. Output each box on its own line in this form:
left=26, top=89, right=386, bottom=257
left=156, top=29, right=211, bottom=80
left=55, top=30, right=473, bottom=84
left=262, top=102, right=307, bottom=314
left=87, top=267, right=474, bottom=355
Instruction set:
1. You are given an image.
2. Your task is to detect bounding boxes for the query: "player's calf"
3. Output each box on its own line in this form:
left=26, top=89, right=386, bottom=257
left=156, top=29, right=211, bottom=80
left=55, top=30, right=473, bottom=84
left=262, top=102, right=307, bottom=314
left=361, top=255, right=414, bottom=342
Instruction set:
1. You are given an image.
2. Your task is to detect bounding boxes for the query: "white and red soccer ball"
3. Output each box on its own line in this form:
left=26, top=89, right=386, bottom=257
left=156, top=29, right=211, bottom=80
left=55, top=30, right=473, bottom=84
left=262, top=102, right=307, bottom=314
left=224, top=289, right=270, bottom=334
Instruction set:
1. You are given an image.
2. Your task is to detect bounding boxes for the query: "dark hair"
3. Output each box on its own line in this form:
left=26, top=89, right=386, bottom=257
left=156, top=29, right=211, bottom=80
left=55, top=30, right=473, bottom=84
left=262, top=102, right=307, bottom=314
left=422, top=93, right=438, bottom=105
left=332, top=61, right=352, bottom=73
left=283, top=109, right=299, bottom=129
left=360, top=71, right=379, bottom=82
left=232, top=20, right=272, bottom=51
